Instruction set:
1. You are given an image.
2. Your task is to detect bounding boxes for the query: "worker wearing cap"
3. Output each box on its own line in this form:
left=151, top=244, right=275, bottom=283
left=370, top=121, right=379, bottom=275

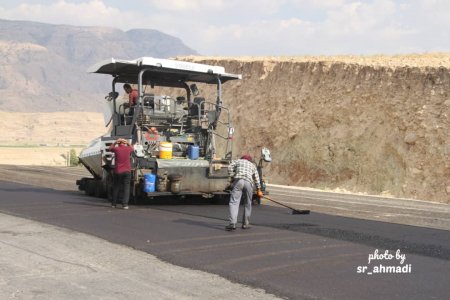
left=226, top=154, right=263, bottom=231
left=108, top=138, right=134, bottom=209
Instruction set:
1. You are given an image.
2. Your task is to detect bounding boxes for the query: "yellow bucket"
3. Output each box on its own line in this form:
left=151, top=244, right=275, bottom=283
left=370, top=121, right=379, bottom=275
left=159, top=142, right=173, bottom=159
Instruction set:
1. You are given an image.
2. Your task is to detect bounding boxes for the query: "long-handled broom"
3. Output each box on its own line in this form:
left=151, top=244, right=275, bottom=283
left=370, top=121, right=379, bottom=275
left=261, top=195, right=310, bottom=215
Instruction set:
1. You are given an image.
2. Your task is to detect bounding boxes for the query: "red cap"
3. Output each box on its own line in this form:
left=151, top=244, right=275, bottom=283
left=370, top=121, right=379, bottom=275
left=241, top=154, right=252, bottom=161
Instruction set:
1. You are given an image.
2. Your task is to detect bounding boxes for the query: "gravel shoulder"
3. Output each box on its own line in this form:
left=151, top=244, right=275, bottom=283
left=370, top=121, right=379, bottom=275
left=0, top=213, right=279, bottom=300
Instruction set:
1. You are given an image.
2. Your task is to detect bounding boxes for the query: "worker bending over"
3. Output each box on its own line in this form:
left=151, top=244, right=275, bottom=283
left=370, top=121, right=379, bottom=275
left=108, top=138, right=134, bottom=209
left=226, top=154, right=263, bottom=231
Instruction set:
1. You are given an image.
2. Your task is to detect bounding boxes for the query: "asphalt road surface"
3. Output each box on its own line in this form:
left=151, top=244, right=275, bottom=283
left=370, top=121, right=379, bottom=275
left=0, top=178, right=449, bottom=299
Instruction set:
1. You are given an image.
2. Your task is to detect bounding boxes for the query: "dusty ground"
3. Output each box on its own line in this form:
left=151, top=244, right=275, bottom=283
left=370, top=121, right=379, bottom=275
left=0, top=111, right=105, bottom=166
left=0, top=111, right=105, bottom=146
left=0, top=147, right=84, bottom=166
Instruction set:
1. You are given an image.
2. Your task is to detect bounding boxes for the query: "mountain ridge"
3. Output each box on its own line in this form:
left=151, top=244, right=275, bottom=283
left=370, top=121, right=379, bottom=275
left=0, top=19, right=197, bottom=112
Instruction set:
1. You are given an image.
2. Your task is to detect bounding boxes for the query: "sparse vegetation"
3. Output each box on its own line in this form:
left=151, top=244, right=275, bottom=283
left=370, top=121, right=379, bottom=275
left=69, top=148, right=79, bottom=167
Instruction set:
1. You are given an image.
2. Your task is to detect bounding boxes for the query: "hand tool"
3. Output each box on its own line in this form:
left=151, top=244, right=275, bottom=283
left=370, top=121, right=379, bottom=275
left=261, top=195, right=310, bottom=215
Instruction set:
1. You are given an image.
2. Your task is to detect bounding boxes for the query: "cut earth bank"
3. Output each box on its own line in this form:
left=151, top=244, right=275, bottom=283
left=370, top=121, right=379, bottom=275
left=179, top=54, right=450, bottom=203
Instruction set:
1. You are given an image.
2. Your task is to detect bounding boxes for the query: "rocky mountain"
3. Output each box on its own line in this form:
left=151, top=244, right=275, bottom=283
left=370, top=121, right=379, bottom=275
left=0, top=19, right=197, bottom=112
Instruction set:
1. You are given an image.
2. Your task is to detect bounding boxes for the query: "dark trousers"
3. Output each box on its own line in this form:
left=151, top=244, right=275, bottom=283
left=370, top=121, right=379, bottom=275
left=112, top=172, right=131, bottom=206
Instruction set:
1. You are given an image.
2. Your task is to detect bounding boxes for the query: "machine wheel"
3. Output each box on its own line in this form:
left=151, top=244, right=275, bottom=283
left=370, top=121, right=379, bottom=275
left=211, top=194, right=228, bottom=205
left=85, top=179, right=96, bottom=196
left=105, top=172, right=114, bottom=202
left=130, top=181, right=143, bottom=205
left=94, top=180, right=106, bottom=198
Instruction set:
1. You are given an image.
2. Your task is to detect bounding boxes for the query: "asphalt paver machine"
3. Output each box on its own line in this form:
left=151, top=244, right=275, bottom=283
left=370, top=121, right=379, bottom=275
left=76, top=57, right=271, bottom=202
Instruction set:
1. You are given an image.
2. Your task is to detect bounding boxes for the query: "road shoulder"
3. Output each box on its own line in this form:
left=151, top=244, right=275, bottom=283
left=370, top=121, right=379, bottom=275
left=0, top=212, right=279, bottom=300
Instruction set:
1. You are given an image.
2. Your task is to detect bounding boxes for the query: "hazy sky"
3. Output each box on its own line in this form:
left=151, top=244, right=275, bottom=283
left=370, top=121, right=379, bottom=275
left=0, top=0, right=449, bottom=56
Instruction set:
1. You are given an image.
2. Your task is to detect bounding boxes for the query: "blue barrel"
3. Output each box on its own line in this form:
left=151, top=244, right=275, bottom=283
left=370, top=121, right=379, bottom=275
left=188, top=145, right=199, bottom=160
left=143, top=173, right=156, bottom=192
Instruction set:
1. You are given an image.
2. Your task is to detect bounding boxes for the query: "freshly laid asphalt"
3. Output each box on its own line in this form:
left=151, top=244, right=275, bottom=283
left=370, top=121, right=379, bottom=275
left=0, top=180, right=449, bottom=299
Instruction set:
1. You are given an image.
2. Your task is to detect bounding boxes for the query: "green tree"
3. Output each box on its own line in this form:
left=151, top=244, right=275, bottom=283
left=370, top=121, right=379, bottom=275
left=69, top=148, right=79, bottom=166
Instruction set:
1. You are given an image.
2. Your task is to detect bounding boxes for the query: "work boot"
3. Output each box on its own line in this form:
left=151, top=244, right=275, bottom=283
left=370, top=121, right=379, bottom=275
left=225, top=224, right=236, bottom=231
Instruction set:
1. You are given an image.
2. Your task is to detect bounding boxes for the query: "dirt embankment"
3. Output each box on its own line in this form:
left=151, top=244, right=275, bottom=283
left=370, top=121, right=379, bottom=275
left=180, top=54, right=450, bottom=203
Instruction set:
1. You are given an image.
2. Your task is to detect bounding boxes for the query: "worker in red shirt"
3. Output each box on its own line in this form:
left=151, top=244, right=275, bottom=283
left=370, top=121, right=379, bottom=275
left=109, top=138, right=134, bottom=209
left=123, top=83, right=138, bottom=116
